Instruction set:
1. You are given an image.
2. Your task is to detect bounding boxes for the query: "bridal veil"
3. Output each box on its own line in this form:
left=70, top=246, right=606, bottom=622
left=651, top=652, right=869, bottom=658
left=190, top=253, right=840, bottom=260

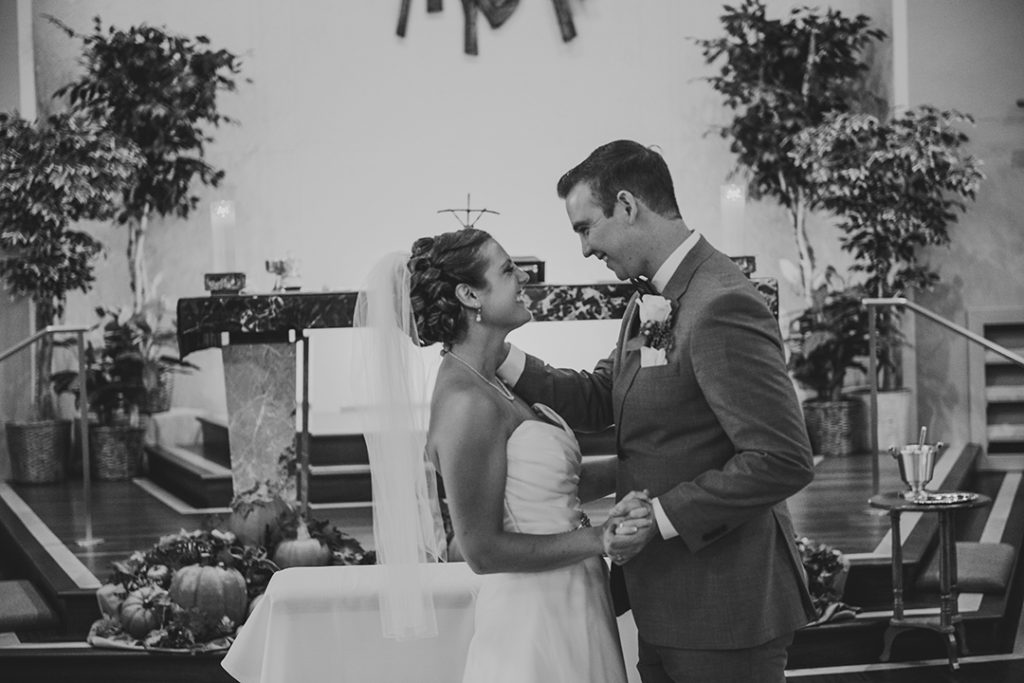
left=353, top=252, right=447, bottom=640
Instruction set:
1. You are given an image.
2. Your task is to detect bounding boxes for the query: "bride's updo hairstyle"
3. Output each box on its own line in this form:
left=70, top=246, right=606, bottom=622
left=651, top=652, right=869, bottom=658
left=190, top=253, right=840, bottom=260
left=408, top=228, right=493, bottom=347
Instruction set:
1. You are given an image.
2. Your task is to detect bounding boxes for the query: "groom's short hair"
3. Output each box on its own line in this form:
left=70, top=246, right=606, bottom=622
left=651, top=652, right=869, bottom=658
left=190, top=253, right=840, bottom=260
left=557, top=140, right=682, bottom=220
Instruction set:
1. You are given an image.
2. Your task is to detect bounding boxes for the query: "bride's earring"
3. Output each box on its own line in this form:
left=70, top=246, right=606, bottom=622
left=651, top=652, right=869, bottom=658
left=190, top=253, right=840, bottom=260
left=475, top=307, right=482, bottom=323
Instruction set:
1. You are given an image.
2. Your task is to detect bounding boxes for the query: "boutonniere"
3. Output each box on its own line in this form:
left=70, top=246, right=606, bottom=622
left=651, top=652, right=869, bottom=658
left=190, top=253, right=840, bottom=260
left=637, top=294, right=675, bottom=367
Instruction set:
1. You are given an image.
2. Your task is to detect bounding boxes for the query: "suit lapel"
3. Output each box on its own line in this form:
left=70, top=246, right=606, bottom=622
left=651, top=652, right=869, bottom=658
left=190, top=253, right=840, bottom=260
left=613, top=236, right=716, bottom=437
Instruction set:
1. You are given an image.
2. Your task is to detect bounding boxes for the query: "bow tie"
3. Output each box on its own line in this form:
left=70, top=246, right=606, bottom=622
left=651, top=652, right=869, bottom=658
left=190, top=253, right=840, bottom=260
left=631, top=277, right=658, bottom=297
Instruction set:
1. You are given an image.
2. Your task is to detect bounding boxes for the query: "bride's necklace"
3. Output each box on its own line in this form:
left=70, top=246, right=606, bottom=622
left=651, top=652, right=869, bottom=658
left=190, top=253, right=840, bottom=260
left=445, top=349, right=515, bottom=402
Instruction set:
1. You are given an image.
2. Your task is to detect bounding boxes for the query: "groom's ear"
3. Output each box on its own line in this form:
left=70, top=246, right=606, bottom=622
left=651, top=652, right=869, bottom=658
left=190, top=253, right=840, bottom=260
left=616, top=190, right=639, bottom=224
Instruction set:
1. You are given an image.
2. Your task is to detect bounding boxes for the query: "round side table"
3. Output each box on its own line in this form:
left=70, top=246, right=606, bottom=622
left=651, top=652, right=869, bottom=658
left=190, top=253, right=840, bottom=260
left=868, top=490, right=991, bottom=670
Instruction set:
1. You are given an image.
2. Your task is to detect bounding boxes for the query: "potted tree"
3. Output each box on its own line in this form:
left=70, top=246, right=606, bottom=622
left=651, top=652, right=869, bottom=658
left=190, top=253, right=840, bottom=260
left=786, top=270, right=888, bottom=456
left=790, top=106, right=984, bottom=446
left=64, top=297, right=198, bottom=481
left=49, top=15, right=246, bottom=313
left=0, top=111, right=142, bottom=482
left=94, top=296, right=199, bottom=415
left=78, top=337, right=148, bottom=482
left=693, top=0, right=886, bottom=305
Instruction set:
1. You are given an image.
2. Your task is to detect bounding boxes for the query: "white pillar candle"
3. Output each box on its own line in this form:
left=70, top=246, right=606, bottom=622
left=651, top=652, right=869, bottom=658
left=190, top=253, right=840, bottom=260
left=210, top=200, right=236, bottom=272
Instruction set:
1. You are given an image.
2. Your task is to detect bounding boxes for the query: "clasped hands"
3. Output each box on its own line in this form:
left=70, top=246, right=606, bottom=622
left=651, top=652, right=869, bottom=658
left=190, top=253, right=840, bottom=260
left=601, top=490, right=656, bottom=566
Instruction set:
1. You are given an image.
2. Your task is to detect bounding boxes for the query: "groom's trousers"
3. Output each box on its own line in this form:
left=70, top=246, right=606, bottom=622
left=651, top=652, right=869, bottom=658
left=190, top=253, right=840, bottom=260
left=636, top=631, right=793, bottom=683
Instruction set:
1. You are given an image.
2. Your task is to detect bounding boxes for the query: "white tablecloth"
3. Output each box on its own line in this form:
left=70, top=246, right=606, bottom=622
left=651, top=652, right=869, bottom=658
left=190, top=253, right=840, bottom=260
left=222, top=563, right=640, bottom=683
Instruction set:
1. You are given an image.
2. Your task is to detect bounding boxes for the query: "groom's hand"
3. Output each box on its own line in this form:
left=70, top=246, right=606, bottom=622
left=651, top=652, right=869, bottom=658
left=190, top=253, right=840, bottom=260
left=602, top=490, right=656, bottom=565
left=608, top=489, right=650, bottom=517
left=608, top=490, right=652, bottom=536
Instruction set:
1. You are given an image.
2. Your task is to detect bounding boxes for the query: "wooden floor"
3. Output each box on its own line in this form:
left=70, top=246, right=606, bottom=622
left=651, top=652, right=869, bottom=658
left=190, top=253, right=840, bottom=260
left=2, top=441, right=1023, bottom=683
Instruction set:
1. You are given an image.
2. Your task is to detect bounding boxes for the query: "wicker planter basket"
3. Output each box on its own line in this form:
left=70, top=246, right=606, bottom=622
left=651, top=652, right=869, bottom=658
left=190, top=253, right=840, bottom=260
left=89, top=425, right=146, bottom=481
left=143, top=368, right=174, bottom=414
left=6, top=420, right=71, bottom=484
left=803, top=399, right=865, bottom=457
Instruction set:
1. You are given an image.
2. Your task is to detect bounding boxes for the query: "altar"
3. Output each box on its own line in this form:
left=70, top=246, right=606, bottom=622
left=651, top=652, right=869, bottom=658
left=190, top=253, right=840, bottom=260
left=176, top=264, right=777, bottom=502
left=175, top=271, right=778, bottom=507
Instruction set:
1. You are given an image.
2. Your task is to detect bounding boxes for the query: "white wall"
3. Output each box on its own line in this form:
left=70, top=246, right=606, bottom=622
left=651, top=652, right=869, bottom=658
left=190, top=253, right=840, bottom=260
left=905, top=0, right=1024, bottom=447
left=27, top=0, right=893, bottom=416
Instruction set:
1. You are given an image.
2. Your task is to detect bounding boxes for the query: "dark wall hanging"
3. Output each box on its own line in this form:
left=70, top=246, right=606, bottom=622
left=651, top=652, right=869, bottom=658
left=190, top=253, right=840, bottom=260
left=397, top=0, right=577, bottom=55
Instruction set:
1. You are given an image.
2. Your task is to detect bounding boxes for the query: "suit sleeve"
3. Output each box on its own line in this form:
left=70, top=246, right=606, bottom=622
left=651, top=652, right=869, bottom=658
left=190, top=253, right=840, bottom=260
left=514, top=350, right=617, bottom=433
left=659, top=287, right=814, bottom=553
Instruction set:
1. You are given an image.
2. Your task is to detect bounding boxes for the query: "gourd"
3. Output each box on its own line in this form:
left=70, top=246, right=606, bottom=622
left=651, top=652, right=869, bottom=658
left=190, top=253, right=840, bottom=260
left=226, top=496, right=291, bottom=547
left=120, top=585, right=167, bottom=639
left=168, top=565, right=248, bottom=627
left=272, top=522, right=331, bottom=569
left=246, top=592, right=264, bottom=617
left=95, top=582, right=127, bottom=619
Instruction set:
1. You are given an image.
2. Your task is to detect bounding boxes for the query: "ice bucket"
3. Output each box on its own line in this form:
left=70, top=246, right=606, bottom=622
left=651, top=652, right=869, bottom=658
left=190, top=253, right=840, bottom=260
left=889, top=443, right=942, bottom=500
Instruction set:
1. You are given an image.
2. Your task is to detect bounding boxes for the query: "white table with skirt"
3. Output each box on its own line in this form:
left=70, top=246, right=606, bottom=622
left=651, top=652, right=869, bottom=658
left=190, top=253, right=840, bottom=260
left=221, top=563, right=641, bottom=683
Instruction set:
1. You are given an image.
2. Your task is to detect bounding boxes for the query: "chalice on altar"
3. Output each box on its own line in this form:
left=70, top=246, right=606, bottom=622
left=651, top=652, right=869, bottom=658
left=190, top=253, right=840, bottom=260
left=265, top=255, right=302, bottom=292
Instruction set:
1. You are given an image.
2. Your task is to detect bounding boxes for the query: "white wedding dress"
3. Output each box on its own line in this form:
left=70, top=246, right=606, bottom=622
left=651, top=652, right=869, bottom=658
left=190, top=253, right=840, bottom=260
left=460, top=404, right=628, bottom=683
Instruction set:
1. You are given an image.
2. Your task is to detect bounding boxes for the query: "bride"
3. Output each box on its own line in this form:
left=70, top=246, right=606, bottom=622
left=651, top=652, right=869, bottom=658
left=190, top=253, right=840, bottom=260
left=361, top=227, right=652, bottom=683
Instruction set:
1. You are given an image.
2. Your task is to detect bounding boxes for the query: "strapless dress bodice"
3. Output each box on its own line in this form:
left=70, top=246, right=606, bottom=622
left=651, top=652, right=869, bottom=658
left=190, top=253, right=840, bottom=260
left=463, top=404, right=627, bottom=683
left=502, top=404, right=588, bottom=535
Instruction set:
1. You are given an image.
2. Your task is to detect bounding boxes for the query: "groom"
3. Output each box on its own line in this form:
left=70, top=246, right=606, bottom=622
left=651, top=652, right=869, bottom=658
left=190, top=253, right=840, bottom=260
left=499, top=140, right=816, bottom=682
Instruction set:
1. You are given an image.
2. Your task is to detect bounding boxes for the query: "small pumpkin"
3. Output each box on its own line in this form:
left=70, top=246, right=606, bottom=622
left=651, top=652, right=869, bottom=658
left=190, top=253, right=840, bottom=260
left=146, top=564, right=171, bottom=587
left=272, top=521, right=331, bottom=569
left=95, top=582, right=127, bottom=619
left=120, top=585, right=167, bottom=639
left=168, top=564, right=248, bottom=627
left=226, top=497, right=291, bottom=547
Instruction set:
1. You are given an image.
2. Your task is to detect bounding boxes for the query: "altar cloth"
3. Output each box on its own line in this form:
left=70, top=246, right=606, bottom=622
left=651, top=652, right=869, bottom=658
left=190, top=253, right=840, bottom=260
left=222, top=563, right=641, bottom=683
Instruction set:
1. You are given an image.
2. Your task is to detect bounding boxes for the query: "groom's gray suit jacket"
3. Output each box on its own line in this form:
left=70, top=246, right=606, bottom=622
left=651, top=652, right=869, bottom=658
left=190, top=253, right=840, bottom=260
left=514, top=236, right=817, bottom=650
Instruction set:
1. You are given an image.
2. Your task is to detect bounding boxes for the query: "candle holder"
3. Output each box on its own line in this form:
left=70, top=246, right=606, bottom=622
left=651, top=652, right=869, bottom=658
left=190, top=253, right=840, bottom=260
left=204, top=272, right=247, bottom=296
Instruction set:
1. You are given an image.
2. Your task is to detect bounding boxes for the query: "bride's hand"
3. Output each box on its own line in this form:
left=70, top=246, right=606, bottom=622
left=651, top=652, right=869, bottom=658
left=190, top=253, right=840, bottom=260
left=602, top=492, right=656, bottom=564
left=602, top=516, right=654, bottom=565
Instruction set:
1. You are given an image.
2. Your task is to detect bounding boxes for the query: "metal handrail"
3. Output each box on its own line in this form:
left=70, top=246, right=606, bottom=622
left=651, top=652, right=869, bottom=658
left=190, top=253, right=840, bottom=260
left=0, top=325, right=88, bottom=363
left=0, top=325, right=101, bottom=547
left=863, top=297, right=1024, bottom=492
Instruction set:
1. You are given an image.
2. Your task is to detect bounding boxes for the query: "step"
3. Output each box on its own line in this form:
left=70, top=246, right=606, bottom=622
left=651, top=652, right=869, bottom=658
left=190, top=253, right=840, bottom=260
left=987, top=386, right=1024, bottom=402
left=0, top=580, right=59, bottom=633
left=0, top=643, right=235, bottom=683
left=0, top=488, right=100, bottom=638
left=146, top=444, right=233, bottom=509
left=146, top=444, right=373, bottom=508
left=988, top=424, right=1024, bottom=443
left=985, top=347, right=1024, bottom=365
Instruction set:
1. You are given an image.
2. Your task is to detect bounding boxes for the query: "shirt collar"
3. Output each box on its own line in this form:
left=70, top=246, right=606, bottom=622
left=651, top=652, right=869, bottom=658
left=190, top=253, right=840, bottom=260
left=650, top=230, right=700, bottom=294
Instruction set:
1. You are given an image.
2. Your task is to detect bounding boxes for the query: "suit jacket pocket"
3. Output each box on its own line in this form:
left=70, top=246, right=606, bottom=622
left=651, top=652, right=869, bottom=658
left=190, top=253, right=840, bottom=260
left=636, top=362, right=680, bottom=378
